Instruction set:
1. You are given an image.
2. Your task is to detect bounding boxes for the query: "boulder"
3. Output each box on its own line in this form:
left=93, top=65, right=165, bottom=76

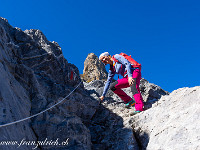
left=129, top=86, right=200, bottom=150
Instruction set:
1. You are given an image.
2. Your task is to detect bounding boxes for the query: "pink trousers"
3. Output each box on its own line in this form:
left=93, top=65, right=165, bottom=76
left=111, top=69, right=144, bottom=111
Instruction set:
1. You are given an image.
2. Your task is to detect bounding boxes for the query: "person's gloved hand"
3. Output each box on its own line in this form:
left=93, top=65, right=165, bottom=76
left=99, top=96, right=105, bottom=101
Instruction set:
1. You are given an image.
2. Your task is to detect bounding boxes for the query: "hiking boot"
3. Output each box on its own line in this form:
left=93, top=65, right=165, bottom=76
left=125, top=100, right=135, bottom=109
left=130, top=111, right=141, bottom=116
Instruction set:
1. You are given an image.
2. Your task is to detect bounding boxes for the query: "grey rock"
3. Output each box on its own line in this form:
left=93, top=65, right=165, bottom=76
left=0, top=17, right=98, bottom=150
left=81, top=53, right=108, bottom=82
left=129, top=86, right=200, bottom=150
left=140, top=78, right=169, bottom=102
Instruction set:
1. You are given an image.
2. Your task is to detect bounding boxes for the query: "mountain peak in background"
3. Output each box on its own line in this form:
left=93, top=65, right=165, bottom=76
left=81, top=53, right=108, bottom=82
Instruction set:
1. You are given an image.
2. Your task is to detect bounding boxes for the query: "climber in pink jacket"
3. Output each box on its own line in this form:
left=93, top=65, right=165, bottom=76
left=99, top=52, right=144, bottom=114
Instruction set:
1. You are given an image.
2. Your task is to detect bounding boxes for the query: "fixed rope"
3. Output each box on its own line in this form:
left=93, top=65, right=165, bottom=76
left=0, top=81, right=82, bottom=128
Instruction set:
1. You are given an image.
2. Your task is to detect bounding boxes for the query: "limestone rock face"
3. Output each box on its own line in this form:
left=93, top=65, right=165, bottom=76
left=0, top=18, right=37, bottom=150
left=0, top=17, right=98, bottom=150
left=82, top=53, right=107, bottom=82
left=129, top=86, right=200, bottom=150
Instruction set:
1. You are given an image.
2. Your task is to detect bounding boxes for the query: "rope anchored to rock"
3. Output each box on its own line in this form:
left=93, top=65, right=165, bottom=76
left=0, top=81, right=82, bottom=128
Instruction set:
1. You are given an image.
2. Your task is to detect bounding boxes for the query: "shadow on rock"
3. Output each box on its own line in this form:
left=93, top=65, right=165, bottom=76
left=133, top=130, right=150, bottom=150
left=88, top=102, right=139, bottom=150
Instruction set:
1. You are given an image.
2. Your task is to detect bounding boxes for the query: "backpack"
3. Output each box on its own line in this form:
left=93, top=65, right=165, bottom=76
left=112, top=53, right=141, bottom=70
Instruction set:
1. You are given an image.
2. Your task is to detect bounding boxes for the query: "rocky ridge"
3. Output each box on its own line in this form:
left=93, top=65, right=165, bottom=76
left=0, top=17, right=97, bottom=150
left=0, top=17, right=199, bottom=150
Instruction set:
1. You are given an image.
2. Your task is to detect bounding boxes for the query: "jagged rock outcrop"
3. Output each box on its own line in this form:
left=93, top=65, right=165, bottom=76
left=0, top=17, right=99, bottom=150
left=0, top=18, right=37, bottom=150
left=81, top=53, right=107, bottom=82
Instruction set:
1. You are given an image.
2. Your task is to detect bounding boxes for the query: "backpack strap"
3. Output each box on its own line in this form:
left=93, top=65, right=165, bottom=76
left=112, top=55, right=118, bottom=63
left=112, top=55, right=124, bottom=79
left=112, top=55, right=135, bottom=69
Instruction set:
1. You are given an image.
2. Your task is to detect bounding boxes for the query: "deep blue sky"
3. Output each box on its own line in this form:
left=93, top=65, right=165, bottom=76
left=0, top=0, right=199, bottom=92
